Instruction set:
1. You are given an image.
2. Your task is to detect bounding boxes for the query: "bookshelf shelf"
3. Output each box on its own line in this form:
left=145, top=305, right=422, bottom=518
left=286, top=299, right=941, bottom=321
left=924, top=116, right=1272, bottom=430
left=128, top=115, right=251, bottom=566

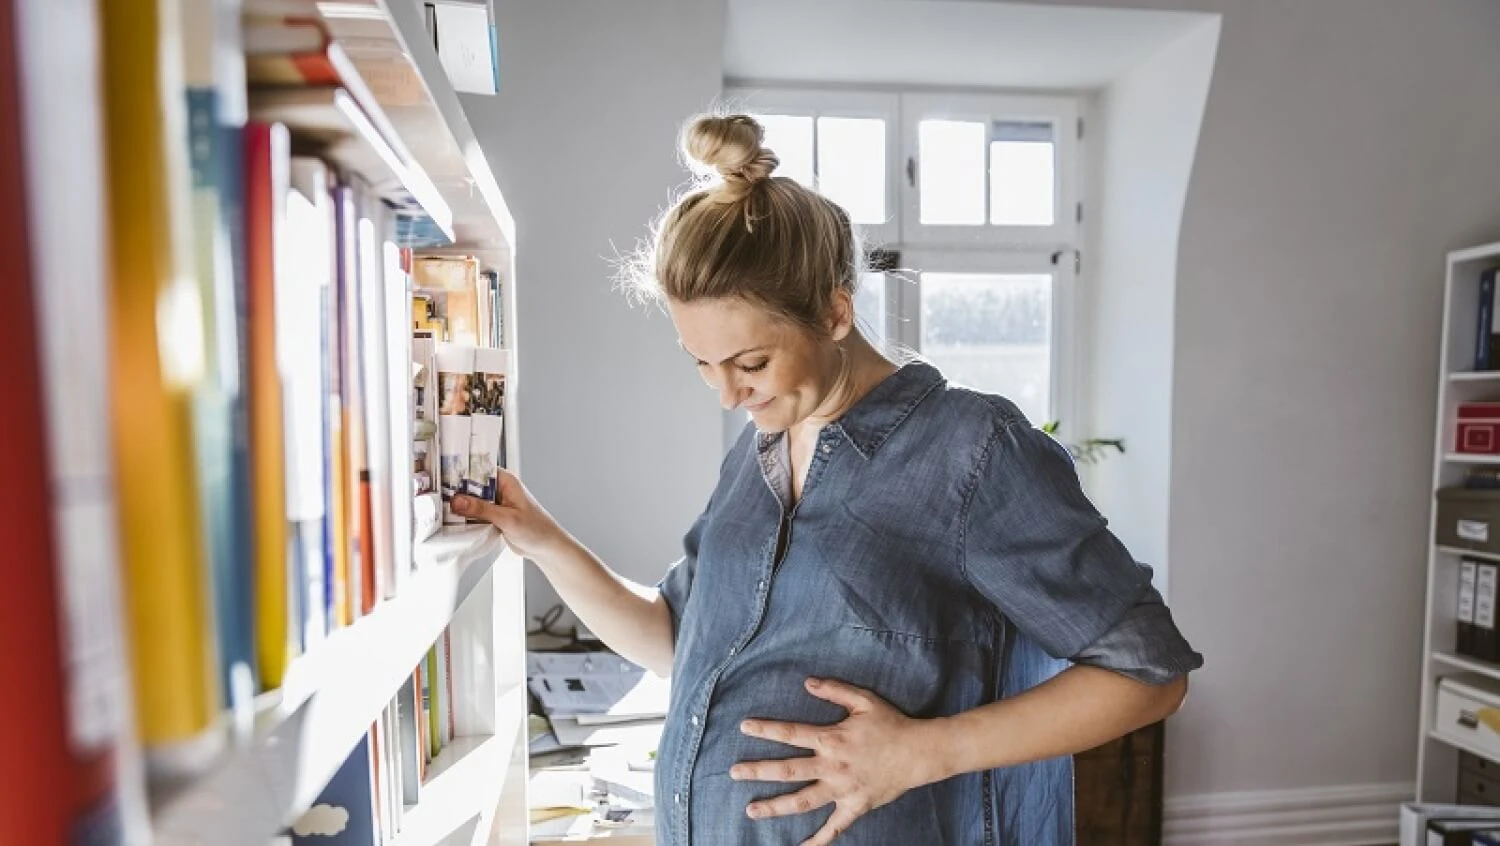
left=1437, top=545, right=1500, bottom=563
left=1429, top=729, right=1500, bottom=768
left=1443, top=452, right=1500, bottom=465
left=390, top=684, right=528, bottom=846
left=150, top=538, right=517, bottom=844
left=251, top=0, right=517, bottom=257
left=1432, top=651, right=1500, bottom=684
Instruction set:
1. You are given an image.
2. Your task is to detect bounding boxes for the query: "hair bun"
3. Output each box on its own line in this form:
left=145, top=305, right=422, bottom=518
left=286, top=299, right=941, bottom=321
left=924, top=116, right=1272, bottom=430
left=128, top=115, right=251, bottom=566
left=684, top=114, right=779, bottom=201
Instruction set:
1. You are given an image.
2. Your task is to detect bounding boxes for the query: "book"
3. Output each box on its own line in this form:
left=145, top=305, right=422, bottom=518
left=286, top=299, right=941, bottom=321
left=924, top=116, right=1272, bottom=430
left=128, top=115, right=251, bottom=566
left=414, top=256, right=481, bottom=345
left=382, top=237, right=416, bottom=589
left=286, top=157, right=335, bottom=650
left=101, top=0, right=224, bottom=774
left=245, top=120, right=296, bottom=691
left=1479, top=269, right=1495, bottom=371
left=356, top=187, right=396, bottom=602
left=288, top=735, right=377, bottom=844
left=2, top=0, right=134, bottom=832
left=182, top=0, right=258, bottom=717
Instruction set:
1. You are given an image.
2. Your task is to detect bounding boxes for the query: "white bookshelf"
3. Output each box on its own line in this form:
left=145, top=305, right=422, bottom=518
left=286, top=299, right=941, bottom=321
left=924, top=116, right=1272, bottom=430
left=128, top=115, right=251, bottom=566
left=1417, top=240, right=1500, bottom=800
left=171, top=0, right=526, bottom=843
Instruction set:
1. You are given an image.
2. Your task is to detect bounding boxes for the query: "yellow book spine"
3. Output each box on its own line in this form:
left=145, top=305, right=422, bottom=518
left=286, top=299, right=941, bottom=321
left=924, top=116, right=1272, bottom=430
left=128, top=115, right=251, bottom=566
left=99, top=0, right=220, bottom=752
left=244, top=120, right=291, bottom=689
left=330, top=401, right=351, bottom=628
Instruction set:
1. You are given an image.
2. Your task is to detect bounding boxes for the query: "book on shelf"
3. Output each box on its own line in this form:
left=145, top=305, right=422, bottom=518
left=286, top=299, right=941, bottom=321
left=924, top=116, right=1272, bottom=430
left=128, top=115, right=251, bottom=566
left=3, top=0, right=138, bottom=833
left=101, top=0, right=225, bottom=777
left=183, top=0, right=259, bottom=719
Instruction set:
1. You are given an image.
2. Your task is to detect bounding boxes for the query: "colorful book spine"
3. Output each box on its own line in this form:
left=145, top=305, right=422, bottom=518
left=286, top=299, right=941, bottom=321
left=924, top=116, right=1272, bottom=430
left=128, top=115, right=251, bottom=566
left=333, top=184, right=364, bottom=624
left=2, top=0, right=134, bottom=835
left=182, top=0, right=257, bottom=715
left=100, top=0, right=223, bottom=772
left=1478, top=268, right=1495, bottom=371
left=244, top=120, right=294, bottom=690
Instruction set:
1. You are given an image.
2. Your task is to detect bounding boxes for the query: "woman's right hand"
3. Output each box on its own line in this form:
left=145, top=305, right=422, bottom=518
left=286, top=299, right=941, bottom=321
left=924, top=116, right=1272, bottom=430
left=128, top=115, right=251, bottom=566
left=449, top=470, right=573, bottom=563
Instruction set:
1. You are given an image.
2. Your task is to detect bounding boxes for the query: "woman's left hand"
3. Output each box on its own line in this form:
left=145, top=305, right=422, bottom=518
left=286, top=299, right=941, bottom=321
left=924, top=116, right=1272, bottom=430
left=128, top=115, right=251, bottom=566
left=730, top=677, right=944, bottom=846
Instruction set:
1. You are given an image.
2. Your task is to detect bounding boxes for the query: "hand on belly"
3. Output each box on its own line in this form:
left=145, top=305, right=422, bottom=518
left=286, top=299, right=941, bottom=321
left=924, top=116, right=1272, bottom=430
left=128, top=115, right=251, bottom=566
left=729, top=676, right=943, bottom=846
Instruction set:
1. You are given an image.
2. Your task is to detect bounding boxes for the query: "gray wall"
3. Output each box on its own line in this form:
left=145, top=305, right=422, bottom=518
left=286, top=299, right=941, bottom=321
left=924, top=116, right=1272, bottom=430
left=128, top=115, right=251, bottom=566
left=467, top=0, right=1500, bottom=816
left=1086, top=18, right=1220, bottom=589
left=464, top=0, right=728, bottom=618
left=1049, top=0, right=1500, bottom=805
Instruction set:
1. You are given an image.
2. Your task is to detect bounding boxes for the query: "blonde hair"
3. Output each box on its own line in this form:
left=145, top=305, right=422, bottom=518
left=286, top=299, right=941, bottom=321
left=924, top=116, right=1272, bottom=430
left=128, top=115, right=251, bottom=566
left=624, top=114, right=862, bottom=336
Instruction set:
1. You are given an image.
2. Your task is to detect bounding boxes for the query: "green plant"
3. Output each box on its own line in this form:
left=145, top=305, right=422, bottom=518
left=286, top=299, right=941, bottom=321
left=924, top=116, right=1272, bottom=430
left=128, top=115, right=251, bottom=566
left=1041, top=420, right=1126, bottom=465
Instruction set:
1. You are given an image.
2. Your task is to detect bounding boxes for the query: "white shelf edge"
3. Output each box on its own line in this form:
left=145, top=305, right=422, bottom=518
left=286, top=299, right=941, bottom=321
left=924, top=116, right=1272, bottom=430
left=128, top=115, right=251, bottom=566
left=1430, top=728, right=1500, bottom=766
left=1437, top=545, right=1500, bottom=563
left=375, top=0, right=516, bottom=251
left=1443, top=452, right=1500, bottom=465
left=1433, top=651, right=1500, bottom=683
left=1450, top=241, right=1500, bottom=265
left=149, top=526, right=507, bottom=846
left=389, top=685, right=528, bottom=846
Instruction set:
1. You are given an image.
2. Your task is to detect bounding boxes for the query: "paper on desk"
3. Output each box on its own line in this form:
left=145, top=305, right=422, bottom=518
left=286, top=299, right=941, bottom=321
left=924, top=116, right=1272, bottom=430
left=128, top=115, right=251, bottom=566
left=528, top=666, right=669, bottom=720
left=528, top=769, right=594, bottom=811
left=549, top=715, right=664, bottom=749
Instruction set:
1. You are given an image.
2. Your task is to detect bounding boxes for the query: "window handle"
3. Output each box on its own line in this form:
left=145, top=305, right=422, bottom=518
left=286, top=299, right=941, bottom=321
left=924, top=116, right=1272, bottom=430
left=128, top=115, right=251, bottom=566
left=906, top=156, right=916, bottom=188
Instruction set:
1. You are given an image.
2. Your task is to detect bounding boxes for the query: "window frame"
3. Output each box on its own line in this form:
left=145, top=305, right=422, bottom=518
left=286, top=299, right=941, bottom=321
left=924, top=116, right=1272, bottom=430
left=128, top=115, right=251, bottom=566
left=719, top=85, right=1087, bottom=443
left=899, top=91, right=1080, bottom=250
left=722, top=87, right=902, bottom=247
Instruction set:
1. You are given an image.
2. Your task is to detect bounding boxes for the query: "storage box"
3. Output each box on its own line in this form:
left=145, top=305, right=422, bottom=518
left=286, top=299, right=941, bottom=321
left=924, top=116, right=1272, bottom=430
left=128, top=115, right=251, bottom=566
left=1437, top=487, right=1500, bottom=554
left=1459, top=403, right=1500, bottom=454
left=1436, top=674, right=1500, bottom=762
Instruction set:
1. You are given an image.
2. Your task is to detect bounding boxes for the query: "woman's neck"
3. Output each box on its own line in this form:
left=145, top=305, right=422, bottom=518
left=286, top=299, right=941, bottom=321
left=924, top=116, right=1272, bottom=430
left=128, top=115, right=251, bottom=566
left=797, top=332, right=897, bottom=437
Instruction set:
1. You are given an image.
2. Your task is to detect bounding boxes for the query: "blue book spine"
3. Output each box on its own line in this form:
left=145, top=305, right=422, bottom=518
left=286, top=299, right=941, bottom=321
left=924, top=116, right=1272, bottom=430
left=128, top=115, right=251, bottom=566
left=187, top=86, right=258, bottom=707
left=1479, top=269, right=1496, bottom=371
left=288, top=735, right=376, bottom=844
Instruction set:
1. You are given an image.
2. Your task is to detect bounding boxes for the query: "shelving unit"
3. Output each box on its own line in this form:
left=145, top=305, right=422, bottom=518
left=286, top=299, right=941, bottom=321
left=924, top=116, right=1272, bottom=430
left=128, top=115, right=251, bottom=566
left=1417, top=241, right=1500, bottom=800
left=11, top=0, right=528, bottom=842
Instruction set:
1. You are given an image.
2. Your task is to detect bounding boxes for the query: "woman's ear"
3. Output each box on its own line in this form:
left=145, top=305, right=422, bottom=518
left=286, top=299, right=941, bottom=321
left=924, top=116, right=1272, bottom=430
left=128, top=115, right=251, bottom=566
left=828, top=288, right=855, bottom=342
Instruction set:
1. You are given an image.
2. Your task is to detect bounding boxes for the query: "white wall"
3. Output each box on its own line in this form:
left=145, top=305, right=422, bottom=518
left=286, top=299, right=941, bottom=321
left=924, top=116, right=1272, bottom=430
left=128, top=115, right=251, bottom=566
left=463, top=0, right=728, bottom=619
left=1086, top=18, right=1220, bottom=594
left=1048, top=0, right=1500, bottom=821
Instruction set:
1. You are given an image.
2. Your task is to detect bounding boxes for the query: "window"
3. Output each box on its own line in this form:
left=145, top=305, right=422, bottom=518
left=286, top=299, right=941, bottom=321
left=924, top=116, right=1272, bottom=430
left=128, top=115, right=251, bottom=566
left=900, top=92, right=1078, bottom=249
left=725, top=87, right=1082, bottom=434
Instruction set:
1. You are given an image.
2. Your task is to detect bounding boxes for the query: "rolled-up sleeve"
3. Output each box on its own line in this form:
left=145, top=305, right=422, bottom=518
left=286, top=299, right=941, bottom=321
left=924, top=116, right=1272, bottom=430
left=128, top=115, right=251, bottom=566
left=657, top=508, right=707, bottom=641
left=960, top=418, right=1202, bottom=683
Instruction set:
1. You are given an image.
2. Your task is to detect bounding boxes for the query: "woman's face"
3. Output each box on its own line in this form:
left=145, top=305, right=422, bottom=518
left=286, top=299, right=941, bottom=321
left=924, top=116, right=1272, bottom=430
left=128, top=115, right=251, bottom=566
left=668, top=295, right=850, bottom=434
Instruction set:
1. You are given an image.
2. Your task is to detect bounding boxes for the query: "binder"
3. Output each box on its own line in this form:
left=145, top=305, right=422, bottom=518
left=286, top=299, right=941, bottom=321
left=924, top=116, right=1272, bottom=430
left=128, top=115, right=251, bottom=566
left=1461, top=559, right=1479, bottom=657
left=1476, top=563, right=1497, bottom=661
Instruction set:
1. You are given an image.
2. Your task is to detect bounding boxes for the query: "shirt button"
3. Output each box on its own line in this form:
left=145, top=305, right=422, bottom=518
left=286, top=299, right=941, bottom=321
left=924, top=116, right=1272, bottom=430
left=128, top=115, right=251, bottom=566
left=691, top=714, right=700, bottom=726
left=757, top=579, right=766, bottom=590
left=675, top=792, right=682, bottom=805
left=728, top=646, right=737, bottom=657
left=821, top=443, right=832, bottom=454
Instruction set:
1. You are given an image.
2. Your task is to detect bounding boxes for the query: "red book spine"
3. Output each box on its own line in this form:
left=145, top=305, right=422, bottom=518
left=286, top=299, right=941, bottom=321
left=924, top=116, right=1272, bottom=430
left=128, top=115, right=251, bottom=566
left=0, top=0, right=84, bottom=840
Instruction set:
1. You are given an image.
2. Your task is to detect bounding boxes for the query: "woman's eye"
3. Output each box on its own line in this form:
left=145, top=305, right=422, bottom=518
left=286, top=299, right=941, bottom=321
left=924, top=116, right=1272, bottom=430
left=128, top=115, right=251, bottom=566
left=739, top=360, right=769, bottom=373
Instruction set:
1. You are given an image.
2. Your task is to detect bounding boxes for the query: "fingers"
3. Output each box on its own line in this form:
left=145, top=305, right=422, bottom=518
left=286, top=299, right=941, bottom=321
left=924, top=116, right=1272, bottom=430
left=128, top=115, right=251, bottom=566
left=745, top=783, right=835, bottom=820
left=799, top=804, right=864, bottom=846
left=803, top=677, right=874, bottom=714
left=730, top=756, right=821, bottom=783
left=449, top=494, right=505, bottom=525
left=740, top=719, right=823, bottom=750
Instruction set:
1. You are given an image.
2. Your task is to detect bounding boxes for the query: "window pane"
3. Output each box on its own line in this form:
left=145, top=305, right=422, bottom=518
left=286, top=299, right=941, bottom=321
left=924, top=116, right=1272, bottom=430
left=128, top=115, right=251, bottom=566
left=918, top=120, right=986, bottom=226
left=920, top=273, right=1051, bottom=423
left=817, top=117, right=886, bottom=225
left=752, top=113, right=813, bottom=188
left=853, top=271, right=886, bottom=349
left=990, top=121, right=1055, bottom=226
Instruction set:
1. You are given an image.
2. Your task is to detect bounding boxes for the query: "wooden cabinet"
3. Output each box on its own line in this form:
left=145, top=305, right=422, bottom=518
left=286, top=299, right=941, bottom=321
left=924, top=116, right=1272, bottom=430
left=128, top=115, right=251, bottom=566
left=1074, top=721, right=1164, bottom=845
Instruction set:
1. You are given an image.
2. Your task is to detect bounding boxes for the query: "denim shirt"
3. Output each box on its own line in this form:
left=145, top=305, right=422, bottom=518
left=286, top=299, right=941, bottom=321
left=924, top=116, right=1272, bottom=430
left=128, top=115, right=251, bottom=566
left=655, top=360, right=1202, bottom=846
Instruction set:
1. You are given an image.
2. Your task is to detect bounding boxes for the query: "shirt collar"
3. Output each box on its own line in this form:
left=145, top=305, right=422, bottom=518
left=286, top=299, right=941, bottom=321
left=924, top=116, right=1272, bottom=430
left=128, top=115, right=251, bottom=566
left=753, top=359, right=945, bottom=460
left=833, top=359, right=945, bottom=458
